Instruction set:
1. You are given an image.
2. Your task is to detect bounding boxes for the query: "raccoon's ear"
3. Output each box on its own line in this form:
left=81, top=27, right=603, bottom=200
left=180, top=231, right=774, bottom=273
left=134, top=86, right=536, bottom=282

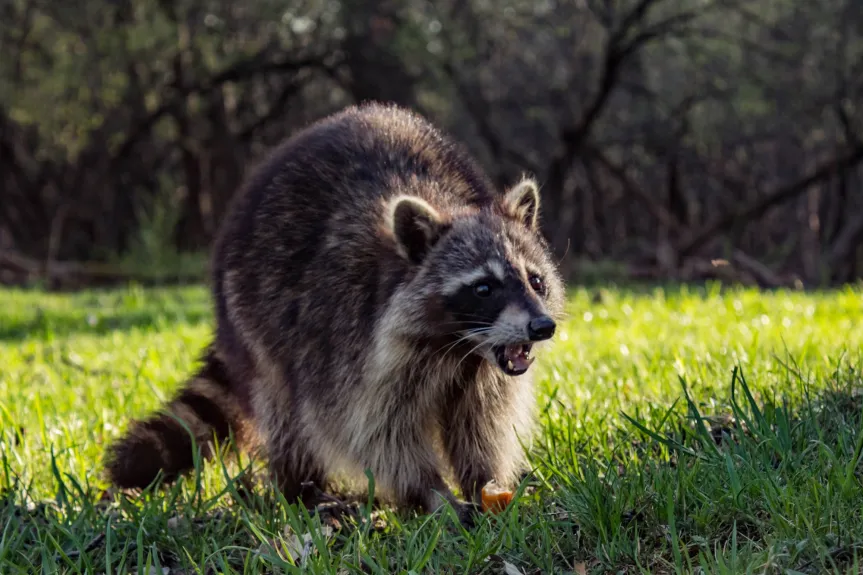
left=388, top=195, right=445, bottom=263
left=503, top=178, right=541, bottom=231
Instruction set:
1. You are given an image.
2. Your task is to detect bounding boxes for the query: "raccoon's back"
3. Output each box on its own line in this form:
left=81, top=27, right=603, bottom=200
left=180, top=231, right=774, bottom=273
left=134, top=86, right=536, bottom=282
left=211, top=103, right=495, bottom=380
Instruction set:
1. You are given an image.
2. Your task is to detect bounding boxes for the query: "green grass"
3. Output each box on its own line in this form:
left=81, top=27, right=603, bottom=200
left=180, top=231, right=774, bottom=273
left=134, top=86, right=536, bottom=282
left=2, top=282, right=863, bottom=574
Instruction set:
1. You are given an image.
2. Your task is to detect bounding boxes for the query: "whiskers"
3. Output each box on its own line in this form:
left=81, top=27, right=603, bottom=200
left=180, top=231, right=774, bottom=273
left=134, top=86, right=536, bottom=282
left=453, top=339, right=491, bottom=374
left=435, top=314, right=496, bottom=329
left=425, top=325, right=495, bottom=379
left=434, top=327, right=493, bottom=357
left=436, top=320, right=495, bottom=329
left=426, top=315, right=520, bottom=378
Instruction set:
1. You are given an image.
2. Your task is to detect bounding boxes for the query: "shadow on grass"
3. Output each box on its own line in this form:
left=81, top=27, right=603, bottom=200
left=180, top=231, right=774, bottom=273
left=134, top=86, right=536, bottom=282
left=0, top=308, right=213, bottom=343
left=0, top=287, right=213, bottom=343
left=535, top=361, right=863, bottom=574
left=5, top=362, right=863, bottom=573
left=0, top=459, right=439, bottom=574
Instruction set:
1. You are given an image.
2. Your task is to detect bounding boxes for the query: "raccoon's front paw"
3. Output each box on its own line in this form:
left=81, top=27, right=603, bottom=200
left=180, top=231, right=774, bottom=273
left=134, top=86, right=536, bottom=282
left=453, top=500, right=483, bottom=529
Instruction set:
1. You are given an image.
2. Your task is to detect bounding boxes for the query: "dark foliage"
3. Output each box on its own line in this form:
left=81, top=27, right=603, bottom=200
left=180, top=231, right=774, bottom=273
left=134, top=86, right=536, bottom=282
left=1, top=0, right=862, bottom=287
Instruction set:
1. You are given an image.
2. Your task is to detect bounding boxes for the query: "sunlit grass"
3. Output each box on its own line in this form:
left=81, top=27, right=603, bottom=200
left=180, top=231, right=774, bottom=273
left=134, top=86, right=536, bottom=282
left=2, top=282, right=863, bottom=573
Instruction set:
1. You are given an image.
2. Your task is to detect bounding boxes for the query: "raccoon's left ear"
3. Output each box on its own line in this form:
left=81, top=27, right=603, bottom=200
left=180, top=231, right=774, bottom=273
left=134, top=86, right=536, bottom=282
left=504, top=178, right=541, bottom=231
left=388, top=195, right=446, bottom=264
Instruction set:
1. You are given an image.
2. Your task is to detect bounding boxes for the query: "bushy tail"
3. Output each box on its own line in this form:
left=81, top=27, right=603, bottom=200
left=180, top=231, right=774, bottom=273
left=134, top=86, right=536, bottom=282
left=104, top=347, right=245, bottom=489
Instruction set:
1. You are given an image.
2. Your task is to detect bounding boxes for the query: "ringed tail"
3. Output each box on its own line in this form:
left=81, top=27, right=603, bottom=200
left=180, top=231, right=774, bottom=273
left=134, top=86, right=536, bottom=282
left=104, top=348, right=243, bottom=489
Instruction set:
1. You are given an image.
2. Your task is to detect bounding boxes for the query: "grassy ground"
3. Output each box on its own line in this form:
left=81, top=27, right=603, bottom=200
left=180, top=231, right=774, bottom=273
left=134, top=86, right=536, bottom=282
left=2, top=282, right=863, bottom=574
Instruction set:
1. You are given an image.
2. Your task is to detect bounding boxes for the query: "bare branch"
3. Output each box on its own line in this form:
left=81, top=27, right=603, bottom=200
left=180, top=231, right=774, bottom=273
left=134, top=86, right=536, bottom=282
left=729, top=249, right=786, bottom=288
left=112, top=53, right=334, bottom=163
left=677, top=144, right=863, bottom=258
left=550, top=2, right=711, bottom=182
left=585, top=145, right=682, bottom=231
left=438, top=60, right=541, bottom=176
left=825, top=210, right=863, bottom=269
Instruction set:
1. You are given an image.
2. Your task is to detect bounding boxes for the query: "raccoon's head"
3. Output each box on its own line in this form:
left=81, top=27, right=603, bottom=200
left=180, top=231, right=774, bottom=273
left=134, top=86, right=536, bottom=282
left=386, top=177, right=565, bottom=376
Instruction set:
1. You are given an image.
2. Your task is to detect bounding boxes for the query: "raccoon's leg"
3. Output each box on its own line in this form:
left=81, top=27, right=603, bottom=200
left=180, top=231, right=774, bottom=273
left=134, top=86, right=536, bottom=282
left=104, top=347, right=248, bottom=489
left=442, top=377, right=532, bottom=505
left=267, top=430, right=328, bottom=507
left=361, top=418, right=478, bottom=524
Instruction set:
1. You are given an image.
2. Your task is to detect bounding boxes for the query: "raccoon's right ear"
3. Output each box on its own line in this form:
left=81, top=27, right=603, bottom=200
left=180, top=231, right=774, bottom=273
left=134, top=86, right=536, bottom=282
left=503, top=177, right=541, bottom=231
left=388, top=195, right=445, bottom=264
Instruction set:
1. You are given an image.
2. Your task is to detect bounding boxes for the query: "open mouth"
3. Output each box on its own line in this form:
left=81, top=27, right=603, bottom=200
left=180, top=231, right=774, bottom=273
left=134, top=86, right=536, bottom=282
left=493, top=343, right=535, bottom=376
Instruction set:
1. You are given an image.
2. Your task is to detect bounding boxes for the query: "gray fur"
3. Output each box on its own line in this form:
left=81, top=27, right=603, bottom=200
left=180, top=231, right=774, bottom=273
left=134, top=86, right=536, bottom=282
left=104, top=102, right=566, bottom=522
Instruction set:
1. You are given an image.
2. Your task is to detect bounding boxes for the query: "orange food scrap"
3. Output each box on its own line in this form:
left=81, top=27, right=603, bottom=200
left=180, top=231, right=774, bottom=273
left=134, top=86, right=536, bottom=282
left=481, top=484, right=514, bottom=514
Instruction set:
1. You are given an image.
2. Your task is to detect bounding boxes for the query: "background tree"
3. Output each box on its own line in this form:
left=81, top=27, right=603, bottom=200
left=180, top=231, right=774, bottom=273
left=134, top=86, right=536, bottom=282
left=1, top=0, right=861, bottom=288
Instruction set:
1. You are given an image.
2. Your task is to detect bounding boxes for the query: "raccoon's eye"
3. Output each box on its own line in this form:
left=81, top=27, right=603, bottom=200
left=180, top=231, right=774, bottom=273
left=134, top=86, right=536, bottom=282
left=529, top=274, right=545, bottom=295
left=473, top=283, right=492, bottom=298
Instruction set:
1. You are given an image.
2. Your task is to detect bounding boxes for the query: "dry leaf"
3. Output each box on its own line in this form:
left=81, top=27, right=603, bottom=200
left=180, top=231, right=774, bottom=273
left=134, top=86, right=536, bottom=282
left=574, top=562, right=587, bottom=575
left=280, top=523, right=335, bottom=564
left=503, top=561, right=524, bottom=575
left=284, top=532, right=306, bottom=562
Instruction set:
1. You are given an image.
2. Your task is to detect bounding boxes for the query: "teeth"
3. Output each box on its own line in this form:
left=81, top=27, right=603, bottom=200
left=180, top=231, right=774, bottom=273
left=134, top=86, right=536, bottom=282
left=507, top=360, right=514, bottom=371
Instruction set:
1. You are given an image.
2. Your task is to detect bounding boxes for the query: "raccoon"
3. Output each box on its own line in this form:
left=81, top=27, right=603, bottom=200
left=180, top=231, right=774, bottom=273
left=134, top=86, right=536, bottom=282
left=104, top=102, right=565, bottom=523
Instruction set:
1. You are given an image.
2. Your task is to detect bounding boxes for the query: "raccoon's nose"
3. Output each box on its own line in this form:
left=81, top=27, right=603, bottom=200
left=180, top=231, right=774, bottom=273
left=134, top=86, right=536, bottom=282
left=527, top=315, right=556, bottom=341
